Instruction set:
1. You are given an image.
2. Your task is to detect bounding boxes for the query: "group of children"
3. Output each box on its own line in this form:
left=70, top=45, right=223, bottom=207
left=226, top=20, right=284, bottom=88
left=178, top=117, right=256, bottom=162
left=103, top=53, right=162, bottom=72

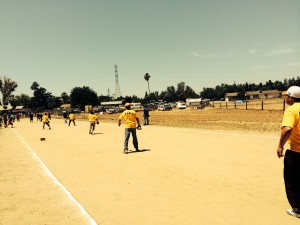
left=0, top=113, right=15, bottom=128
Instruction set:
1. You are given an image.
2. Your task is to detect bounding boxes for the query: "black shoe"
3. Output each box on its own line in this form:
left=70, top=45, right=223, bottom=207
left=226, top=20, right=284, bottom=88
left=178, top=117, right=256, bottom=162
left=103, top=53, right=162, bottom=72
left=135, top=149, right=141, bottom=152
left=124, top=148, right=128, bottom=154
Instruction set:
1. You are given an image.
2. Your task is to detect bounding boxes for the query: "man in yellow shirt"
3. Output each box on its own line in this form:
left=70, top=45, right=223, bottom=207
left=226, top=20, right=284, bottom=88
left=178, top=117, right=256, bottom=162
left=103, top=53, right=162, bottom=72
left=277, top=86, right=300, bottom=218
left=42, top=112, right=51, bottom=130
left=118, top=103, right=141, bottom=154
left=68, top=111, right=76, bottom=126
left=88, top=111, right=98, bottom=134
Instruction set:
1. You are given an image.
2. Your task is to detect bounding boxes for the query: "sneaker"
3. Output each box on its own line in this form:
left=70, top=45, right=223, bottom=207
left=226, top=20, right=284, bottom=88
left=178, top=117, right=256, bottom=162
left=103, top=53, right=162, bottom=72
left=135, top=149, right=141, bottom=152
left=287, top=209, right=300, bottom=218
left=123, top=148, right=128, bottom=154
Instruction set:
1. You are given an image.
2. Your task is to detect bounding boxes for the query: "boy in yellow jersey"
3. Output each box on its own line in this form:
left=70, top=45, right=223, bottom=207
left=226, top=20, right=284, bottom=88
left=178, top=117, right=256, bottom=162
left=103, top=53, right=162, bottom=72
left=277, top=86, right=300, bottom=218
left=118, top=103, right=141, bottom=154
left=42, top=112, right=51, bottom=130
left=88, top=111, right=98, bottom=134
left=68, top=111, right=76, bottom=126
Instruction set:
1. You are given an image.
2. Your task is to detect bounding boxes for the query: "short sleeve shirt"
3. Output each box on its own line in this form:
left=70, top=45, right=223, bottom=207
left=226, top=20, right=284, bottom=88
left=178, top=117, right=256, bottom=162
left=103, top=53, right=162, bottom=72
left=119, top=110, right=138, bottom=128
left=69, top=114, right=75, bottom=120
left=282, top=103, right=300, bottom=153
left=42, top=115, right=49, bottom=123
left=88, top=114, right=97, bottom=122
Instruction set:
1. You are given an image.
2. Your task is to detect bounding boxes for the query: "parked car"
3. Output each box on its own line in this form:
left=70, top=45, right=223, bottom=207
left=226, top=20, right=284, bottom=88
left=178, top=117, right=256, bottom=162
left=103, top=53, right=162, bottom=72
left=158, top=103, right=172, bottom=111
left=177, top=101, right=187, bottom=110
left=72, top=108, right=81, bottom=113
left=108, top=106, right=117, bottom=114
left=170, top=102, right=177, bottom=108
left=164, top=103, right=172, bottom=110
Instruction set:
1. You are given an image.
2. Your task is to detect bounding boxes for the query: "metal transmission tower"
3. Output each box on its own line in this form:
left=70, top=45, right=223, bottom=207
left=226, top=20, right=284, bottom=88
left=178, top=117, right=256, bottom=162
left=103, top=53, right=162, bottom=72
left=113, top=64, right=122, bottom=99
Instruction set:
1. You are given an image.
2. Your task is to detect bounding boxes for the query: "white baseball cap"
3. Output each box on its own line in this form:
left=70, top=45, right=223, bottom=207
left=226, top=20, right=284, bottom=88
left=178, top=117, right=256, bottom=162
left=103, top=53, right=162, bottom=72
left=282, top=86, right=300, bottom=98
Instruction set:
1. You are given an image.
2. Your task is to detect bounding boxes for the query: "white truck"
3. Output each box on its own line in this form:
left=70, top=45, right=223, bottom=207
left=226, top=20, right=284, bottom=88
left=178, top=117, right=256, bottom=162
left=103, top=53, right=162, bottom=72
left=186, top=98, right=210, bottom=109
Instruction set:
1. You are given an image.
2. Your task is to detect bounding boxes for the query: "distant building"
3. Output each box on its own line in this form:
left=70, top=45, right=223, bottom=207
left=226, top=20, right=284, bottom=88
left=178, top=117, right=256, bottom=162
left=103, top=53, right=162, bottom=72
left=60, top=104, right=71, bottom=109
left=225, top=90, right=281, bottom=101
left=246, top=90, right=280, bottom=99
left=225, top=93, right=239, bottom=101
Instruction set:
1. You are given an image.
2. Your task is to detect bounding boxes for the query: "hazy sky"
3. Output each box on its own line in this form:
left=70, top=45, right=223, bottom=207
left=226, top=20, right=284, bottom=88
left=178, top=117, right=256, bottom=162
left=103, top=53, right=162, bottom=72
left=1, top=0, right=299, bottom=98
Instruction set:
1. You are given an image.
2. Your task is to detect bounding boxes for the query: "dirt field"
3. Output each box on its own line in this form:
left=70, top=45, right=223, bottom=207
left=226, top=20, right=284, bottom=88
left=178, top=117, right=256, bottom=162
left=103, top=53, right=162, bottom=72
left=2, top=105, right=299, bottom=225
left=82, top=107, right=284, bottom=133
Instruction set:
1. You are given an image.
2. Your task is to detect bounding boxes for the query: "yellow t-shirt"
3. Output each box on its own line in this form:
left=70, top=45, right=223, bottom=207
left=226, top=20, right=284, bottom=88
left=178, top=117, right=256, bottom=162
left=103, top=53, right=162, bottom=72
left=69, top=113, right=75, bottom=120
left=119, top=110, right=138, bottom=128
left=88, top=114, right=97, bottom=122
left=282, top=103, right=300, bottom=153
left=42, top=115, right=49, bottom=123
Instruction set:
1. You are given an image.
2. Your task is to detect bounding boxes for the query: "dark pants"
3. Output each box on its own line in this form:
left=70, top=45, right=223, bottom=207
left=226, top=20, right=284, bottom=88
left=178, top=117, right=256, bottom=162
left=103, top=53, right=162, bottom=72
left=284, top=150, right=300, bottom=212
left=144, top=116, right=149, bottom=125
left=124, top=128, right=138, bottom=150
left=69, top=120, right=76, bottom=126
left=43, top=122, right=51, bottom=129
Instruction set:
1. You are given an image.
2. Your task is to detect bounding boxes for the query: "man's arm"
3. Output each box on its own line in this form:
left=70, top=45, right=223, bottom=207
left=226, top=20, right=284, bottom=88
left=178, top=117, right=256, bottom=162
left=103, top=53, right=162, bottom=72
left=136, top=118, right=141, bottom=127
left=277, top=126, right=292, bottom=158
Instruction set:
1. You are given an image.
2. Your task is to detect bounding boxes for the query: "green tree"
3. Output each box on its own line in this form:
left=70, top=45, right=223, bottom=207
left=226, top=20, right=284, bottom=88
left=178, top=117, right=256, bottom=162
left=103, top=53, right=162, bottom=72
left=98, top=95, right=111, bottom=103
left=70, top=86, right=98, bottom=109
left=200, top=87, right=216, bottom=99
left=61, top=92, right=70, bottom=104
left=143, top=92, right=158, bottom=104
left=122, top=96, right=132, bottom=105
left=30, top=82, right=56, bottom=110
left=13, top=94, right=31, bottom=108
left=176, top=82, right=186, bottom=101
left=184, top=85, right=198, bottom=98
left=47, top=96, right=63, bottom=109
left=0, top=76, right=18, bottom=105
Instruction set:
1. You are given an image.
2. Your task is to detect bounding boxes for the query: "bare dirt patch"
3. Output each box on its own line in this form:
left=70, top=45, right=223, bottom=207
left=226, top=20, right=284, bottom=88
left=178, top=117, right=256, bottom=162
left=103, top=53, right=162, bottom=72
left=75, top=107, right=283, bottom=133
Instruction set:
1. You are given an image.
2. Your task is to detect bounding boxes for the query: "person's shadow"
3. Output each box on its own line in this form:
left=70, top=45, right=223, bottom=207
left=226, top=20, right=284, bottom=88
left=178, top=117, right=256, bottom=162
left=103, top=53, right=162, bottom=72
left=92, top=132, right=103, bottom=135
left=127, top=149, right=151, bottom=154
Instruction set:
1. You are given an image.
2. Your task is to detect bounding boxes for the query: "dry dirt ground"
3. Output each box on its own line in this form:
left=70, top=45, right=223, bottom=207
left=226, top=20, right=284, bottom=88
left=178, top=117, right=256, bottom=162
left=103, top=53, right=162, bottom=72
left=2, top=106, right=299, bottom=225
left=95, top=107, right=284, bottom=133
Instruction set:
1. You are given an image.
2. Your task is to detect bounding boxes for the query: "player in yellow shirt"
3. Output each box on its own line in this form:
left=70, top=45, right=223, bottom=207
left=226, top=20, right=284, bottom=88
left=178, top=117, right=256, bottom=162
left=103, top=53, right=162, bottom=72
left=88, top=111, right=98, bottom=134
left=118, top=103, right=141, bottom=154
left=42, top=112, right=51, bottom=130
left=68, top=112, right=76, bottom=126
left=277, top=86, right=300, bottom=218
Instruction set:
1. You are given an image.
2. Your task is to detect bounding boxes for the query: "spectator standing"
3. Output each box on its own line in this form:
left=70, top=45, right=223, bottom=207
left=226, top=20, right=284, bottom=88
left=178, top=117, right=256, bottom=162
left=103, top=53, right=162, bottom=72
left=143, top=106, right=149, bottom=125
left=277, top=86, right=300, bottom=218
left=29, top=113, right=34, bottom=123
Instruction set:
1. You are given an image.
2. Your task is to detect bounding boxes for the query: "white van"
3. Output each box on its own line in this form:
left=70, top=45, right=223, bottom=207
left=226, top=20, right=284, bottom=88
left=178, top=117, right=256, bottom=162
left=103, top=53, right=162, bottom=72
left=132, top=103, right=143, bottom=111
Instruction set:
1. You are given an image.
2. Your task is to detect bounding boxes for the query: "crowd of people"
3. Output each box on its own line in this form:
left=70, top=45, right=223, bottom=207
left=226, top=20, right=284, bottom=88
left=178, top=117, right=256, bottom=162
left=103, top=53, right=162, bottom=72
left=0, top=112, right=52, bottom=128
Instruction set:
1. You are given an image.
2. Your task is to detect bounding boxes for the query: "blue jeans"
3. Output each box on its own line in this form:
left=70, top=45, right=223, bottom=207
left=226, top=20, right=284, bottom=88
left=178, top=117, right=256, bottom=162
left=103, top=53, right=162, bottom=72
left=124, top=128, right=138, bottom=150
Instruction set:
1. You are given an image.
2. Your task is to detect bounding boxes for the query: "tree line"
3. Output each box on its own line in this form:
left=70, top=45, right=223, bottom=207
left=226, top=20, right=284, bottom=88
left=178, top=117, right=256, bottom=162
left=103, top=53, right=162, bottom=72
left=0, top=76, right=299, bottom=111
